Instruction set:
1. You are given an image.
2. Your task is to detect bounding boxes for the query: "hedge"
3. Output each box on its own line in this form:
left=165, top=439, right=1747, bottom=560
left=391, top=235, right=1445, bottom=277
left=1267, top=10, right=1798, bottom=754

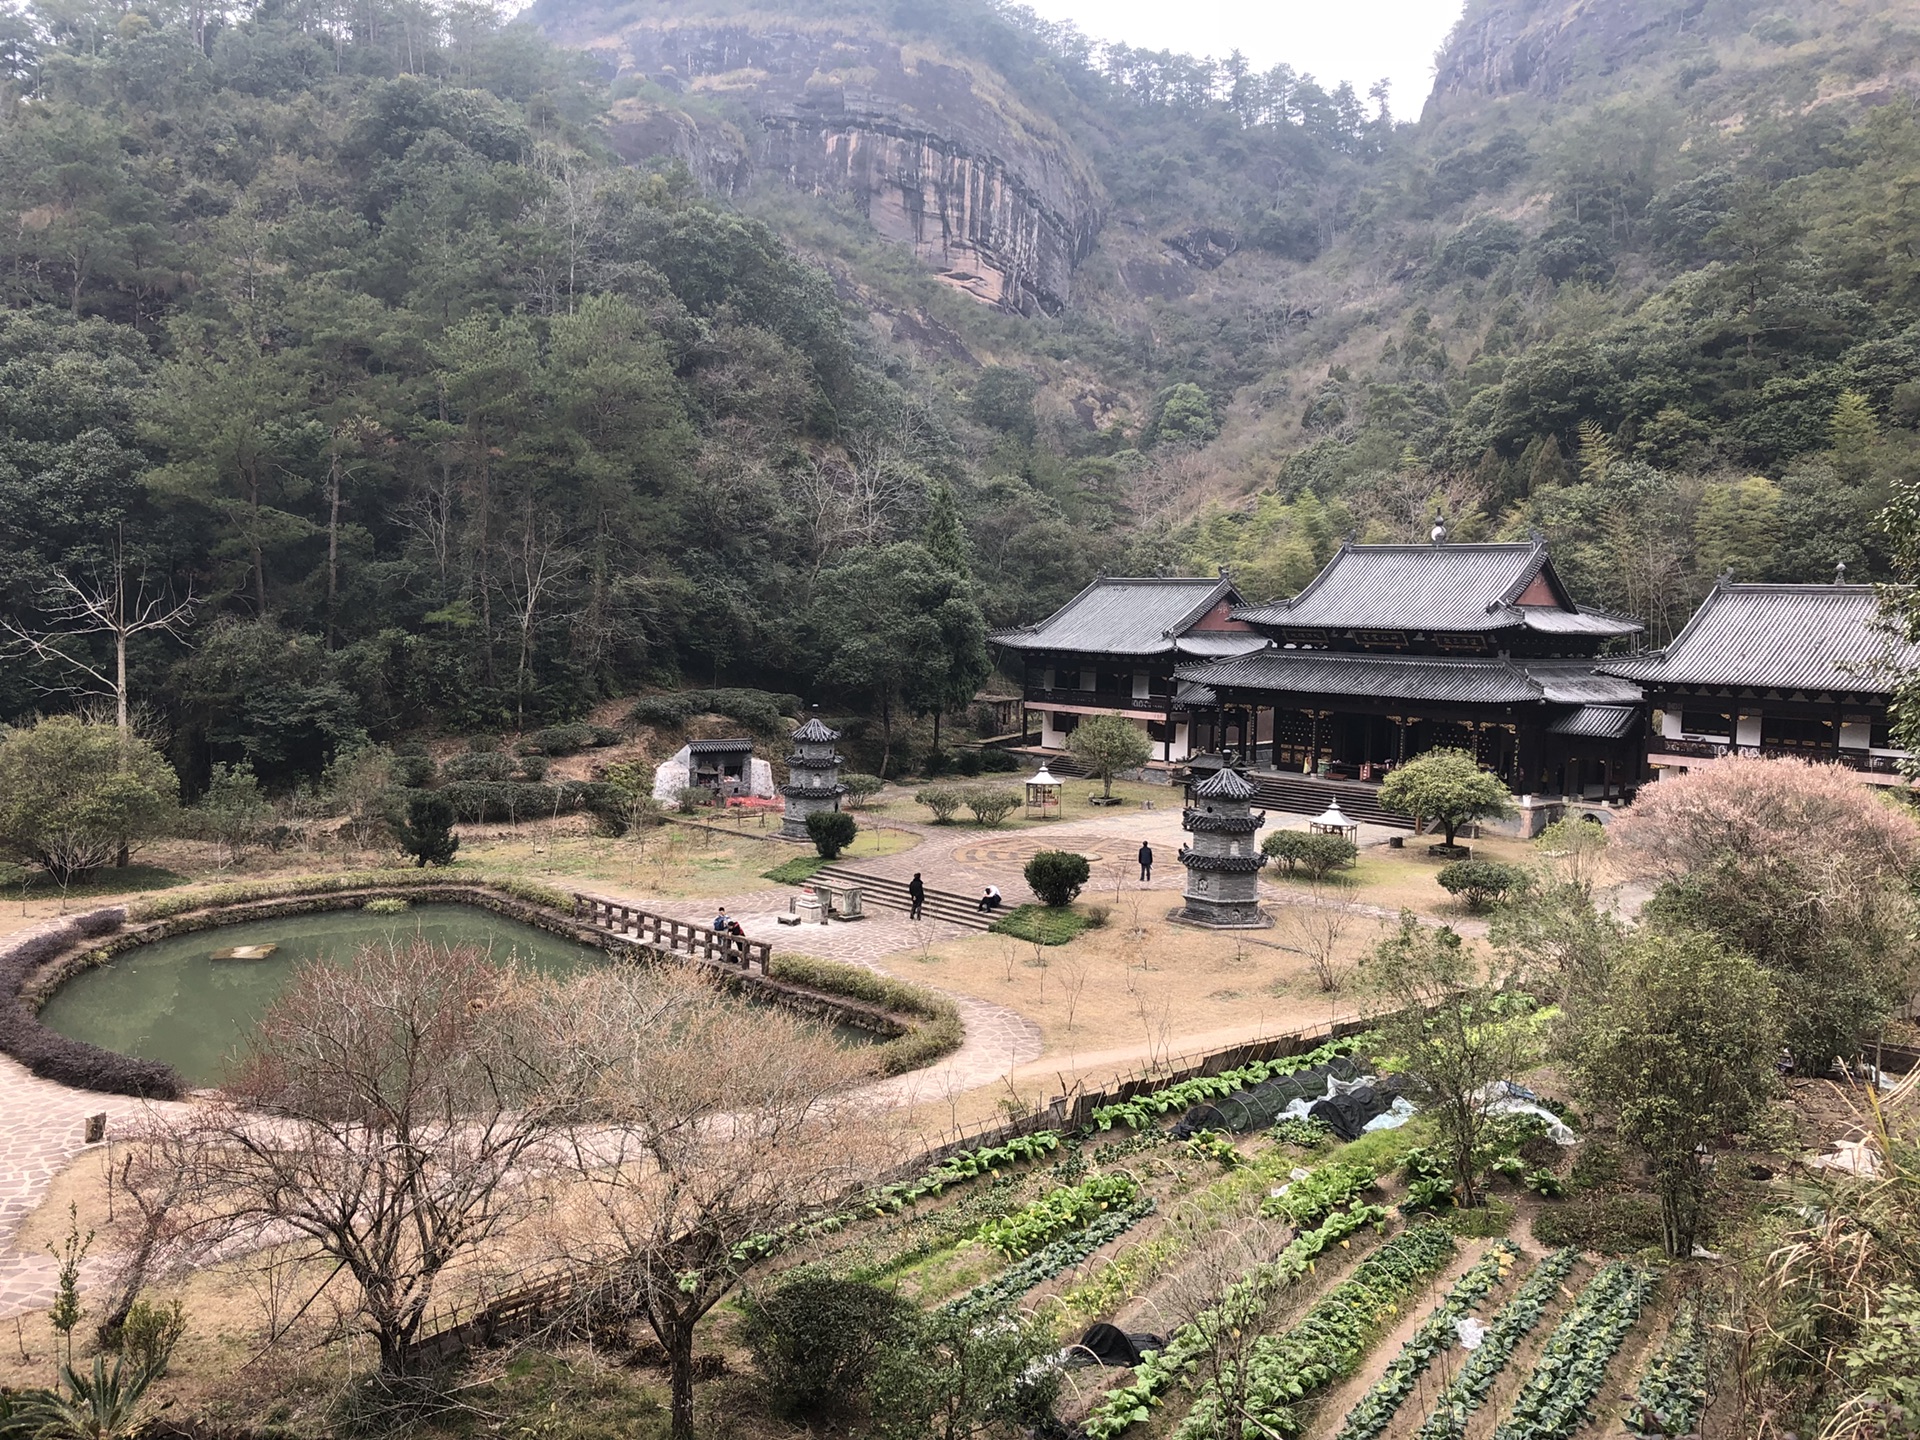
left=768, top=954, right=965, bottom=1076
left=630, top=688, right=802, bottom=733
left=127, top=869, right=575, bottom=923
left=432, top=780, right=621, bottom=825
left=0, top=908, right=182, bottom=1098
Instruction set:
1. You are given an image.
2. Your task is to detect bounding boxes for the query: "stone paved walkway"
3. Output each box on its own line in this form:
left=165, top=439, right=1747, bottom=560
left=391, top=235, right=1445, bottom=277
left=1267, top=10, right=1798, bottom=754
left=645, top=893, right=1048, bottom=1103
left=0, top=1054, right=179, bottom=1317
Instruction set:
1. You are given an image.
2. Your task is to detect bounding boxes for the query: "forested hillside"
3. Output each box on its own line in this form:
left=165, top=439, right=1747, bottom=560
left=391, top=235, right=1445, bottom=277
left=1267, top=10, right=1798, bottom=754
left=5, top=0, right=1920, bottom=787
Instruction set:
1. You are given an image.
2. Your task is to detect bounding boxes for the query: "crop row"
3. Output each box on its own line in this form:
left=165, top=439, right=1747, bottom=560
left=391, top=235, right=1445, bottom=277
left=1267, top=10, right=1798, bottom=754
left=1412, top=1247, right=1581, bottom=1440
left=1490, top=1262, right=1654, bottom=1440
left=1175, top=1222, right=1459, bottom=1440
left=1091, top=1039, right=1360, bottom=1131
left=1081, top=1203, right=1391, bottom=1440
left=942, top=1196, right=1157, bottom=1321
left=730, top=1130, right=1064, bottom=1263
left=1331, top=1240, right=1523, bottom=1440
left=1623, top=1305, right=1709, bottom=1439
left=975, top=1173, right=1142, bottom=1259
left=1262, top=1157, right=1379, bottom=1226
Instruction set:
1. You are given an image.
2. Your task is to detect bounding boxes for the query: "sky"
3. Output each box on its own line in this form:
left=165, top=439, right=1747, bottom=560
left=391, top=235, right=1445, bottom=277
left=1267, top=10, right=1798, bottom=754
left=1014, top=0, right=1469, bottom=118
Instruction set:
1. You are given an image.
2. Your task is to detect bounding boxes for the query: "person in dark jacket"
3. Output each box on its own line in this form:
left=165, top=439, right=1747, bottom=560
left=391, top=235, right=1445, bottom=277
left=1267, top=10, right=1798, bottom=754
left=908, top=872, right=926, bottom=920
left=1138, top=842, right=1154, bottom=882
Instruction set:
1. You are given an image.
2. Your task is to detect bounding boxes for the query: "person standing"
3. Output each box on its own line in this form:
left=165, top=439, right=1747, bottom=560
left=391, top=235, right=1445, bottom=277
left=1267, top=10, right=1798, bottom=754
left=1138, top=841, right=1154, bottom=883
left=908, top=872, right=926, bottom=920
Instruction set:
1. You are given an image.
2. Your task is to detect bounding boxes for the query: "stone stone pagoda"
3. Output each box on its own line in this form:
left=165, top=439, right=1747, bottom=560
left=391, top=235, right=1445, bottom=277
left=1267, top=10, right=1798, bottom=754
left=1174, top=765, right=1271, bottom=928
left=780, top=717, right=847, bottom=840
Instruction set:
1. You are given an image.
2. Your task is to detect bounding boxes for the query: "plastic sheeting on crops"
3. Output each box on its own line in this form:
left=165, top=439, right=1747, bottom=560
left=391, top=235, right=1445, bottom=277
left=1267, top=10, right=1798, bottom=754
left=1171, top=1057, right=1408, bottom=1140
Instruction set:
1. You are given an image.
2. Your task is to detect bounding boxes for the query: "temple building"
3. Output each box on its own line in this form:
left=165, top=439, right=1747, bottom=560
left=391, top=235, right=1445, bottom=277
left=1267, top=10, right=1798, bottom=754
left=990, top=574, right=1266, bottom=767
left=1601, top=579, right=1919, bottom=785
left=1170, top=539, right=1648, bottom=822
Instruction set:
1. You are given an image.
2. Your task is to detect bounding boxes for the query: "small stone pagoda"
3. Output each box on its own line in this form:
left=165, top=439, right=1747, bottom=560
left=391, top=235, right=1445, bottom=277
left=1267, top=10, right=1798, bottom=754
left=1174, top=765, right=1270, bottom=928
left=780, top=717, right=847, bottom=840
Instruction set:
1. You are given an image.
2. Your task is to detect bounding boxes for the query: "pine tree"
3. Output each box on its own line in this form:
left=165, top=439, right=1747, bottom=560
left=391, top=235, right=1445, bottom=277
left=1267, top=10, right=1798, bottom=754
left=1830, top=391, right=1879, bottom=484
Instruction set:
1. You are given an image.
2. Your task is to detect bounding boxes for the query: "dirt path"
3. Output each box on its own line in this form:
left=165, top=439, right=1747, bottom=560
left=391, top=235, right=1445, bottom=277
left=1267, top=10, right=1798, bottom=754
left=1308, top=1238, right=1515, bottom=1440
left=1454, top=1257, right=1595, bottom=1440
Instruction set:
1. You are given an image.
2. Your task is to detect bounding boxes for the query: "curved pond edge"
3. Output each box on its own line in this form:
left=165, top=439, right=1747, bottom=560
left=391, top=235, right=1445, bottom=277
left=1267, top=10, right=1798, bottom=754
left=1, top=872, right=961, bottom=1100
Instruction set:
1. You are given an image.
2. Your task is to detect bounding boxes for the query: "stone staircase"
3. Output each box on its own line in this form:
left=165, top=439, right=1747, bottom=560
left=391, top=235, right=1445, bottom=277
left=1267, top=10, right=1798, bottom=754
left=810, top=866, right=1000, bottom=930
left=1247, top=773, right=1412, bottom=830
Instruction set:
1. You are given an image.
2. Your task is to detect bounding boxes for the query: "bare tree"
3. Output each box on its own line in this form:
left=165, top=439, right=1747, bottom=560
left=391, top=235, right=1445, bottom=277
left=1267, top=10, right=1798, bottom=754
left=1281, top=881, right=1358, bottom=993
left=2, top=533, right=194, bottom=745
left=540, top=966, right=887, bottom=1440
left=501, top=506, right=581, bottom=726
left=127, top=942, right=559, bottom=1375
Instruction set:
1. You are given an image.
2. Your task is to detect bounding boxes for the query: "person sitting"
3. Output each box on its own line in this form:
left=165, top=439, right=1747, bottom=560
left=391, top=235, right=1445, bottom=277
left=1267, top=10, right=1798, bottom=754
left=977, top=885, right=1003, bottom=914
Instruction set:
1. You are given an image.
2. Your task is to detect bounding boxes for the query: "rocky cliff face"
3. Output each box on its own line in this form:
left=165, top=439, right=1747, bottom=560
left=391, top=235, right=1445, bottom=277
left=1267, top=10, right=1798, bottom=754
left=537, top=12, right=1105, bottom=315
left=1427, top=0, right=1711, bottom=114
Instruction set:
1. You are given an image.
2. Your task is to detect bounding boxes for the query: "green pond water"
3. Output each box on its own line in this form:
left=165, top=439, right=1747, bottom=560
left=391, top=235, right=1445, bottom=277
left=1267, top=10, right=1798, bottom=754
left=39, top=903, right=877, bottom=1086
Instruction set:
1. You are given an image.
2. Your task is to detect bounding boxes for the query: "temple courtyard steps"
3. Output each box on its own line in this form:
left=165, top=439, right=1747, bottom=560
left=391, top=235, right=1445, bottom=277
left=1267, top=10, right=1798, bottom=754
left=1248, top=772, right=1413, bottom=829
left=810, top=866, right=998, bottom=930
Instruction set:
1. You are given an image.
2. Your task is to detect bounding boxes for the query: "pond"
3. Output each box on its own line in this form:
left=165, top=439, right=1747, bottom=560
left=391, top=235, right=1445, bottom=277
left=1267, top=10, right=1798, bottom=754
left=39, top=903, right=875, bottom=1086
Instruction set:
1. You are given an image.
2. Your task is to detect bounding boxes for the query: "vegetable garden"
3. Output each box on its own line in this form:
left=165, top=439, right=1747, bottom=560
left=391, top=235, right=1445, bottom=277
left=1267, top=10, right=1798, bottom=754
left=718, top=1029, right=1701, bottom=1440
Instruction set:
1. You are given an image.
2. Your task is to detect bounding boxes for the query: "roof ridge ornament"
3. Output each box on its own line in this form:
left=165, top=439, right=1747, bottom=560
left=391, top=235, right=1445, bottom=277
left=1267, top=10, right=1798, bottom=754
left=1836, top=560, right=1848, bottom=584
left=1431, top=512, right=1449, bottom=546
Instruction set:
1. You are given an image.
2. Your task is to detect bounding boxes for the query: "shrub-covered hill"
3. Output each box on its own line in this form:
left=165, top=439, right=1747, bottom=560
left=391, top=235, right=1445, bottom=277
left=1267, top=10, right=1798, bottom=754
left=5, top=0, right=1920, bottom=787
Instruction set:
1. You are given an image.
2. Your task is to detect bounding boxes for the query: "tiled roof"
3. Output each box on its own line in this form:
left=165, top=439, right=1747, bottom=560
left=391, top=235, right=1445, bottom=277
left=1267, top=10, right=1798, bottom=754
left=1193, top=766, right=1257, bottom=800
left=1173, top=634, right=1271, bottom=659
left=1178, top=650, right=1548, bottom=705
left=789, top=717, right=840, bottom=742
left=1232, top=542, right=1640, bottom=638
left=992, top=576, right=1243, bottom=656
left=688, top=738, right=755, bottom=754
left=1521, top=662, right=1646, bottom=706
left=1601, top=585, right=1917, bottom=695
left=1546, top=705, right=1642, bottom=740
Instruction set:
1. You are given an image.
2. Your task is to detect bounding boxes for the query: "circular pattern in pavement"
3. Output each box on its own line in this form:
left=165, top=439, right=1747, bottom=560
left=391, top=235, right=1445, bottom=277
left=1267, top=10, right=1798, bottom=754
left=947, top=835, right=1110, bottom=867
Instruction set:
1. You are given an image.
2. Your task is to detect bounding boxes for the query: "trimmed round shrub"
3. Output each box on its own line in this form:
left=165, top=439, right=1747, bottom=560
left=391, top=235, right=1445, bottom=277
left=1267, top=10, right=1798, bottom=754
left=915, top=785, right=964, bottom=823
left=1025, top=850, right=1091, bottom=907
left=961, top=785, right=1019, bottom=827
left=1437, top=858, right=1530, bottom=911
left=441, top=750, right=516, bottom=782
left=740, top=1278, right=915, bottom=1419
left=391, top=750, right=436, bottom=788
left=981, top=747, right=1021, bottom=773
left=807, top=809, right=858, bottom=860
left=1261, top=830, right=1358, bottom=879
